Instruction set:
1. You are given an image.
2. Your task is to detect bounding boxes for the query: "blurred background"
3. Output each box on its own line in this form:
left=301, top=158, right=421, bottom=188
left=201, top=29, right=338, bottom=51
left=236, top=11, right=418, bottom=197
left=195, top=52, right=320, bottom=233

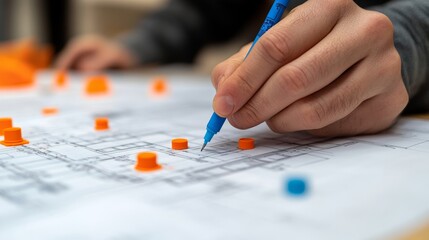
left=0, top=0, right=250, bottom=73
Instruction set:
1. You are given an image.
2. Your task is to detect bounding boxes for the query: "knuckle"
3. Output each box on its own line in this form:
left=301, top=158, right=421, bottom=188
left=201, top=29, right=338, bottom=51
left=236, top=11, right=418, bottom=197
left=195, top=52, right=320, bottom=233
left=389, top=50, right=402, bottom=74
left=326, top=0, right=353, bottom=14
left=332, top=83, right=360, bottom=113
left=381, top=50, right=402, bottom=80
left=394, top=84, right=409, bottom=111
left=287, top=5, right=300, bottom=16
left=258, top=31, right=292, bottom=64
left=378, top=51, right=406, bottom=109
left=300, top=100, right=327, bottom=129
left=277, top=65, right=310, bottom=93
left=362, top=12, right=394, bottom=43
left=288, top=5, right=314, bottom=26
left=234, top=71, right=255, bottom=95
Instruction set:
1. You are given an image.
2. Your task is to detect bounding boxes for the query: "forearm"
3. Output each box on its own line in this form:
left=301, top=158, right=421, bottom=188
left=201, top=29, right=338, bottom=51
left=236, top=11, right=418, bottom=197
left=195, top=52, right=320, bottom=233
left=371, top=0, right=429, bottom=114
left=119, top=0, right=263, bottom=65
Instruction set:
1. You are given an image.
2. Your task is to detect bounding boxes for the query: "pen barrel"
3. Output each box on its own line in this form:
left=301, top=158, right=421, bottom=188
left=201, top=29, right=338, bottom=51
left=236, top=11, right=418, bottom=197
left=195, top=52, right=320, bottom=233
left=245, top=0, right=288, bottom=59
left=203, top=0, right=289, bottom=145
left=206, top=113, right=226, bottom=134
left=204, top=113, right=226, bottom=144
left=256, top=0, right=288, bottom=39
left=257, top=1, right=288, bottom=38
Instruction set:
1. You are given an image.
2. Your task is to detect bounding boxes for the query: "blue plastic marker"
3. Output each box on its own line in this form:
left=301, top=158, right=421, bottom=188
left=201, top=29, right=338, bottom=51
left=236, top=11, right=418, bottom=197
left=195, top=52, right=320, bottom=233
left=285, top=176, right=308, bottom=196
left=201, top=0, right=290, bottom=151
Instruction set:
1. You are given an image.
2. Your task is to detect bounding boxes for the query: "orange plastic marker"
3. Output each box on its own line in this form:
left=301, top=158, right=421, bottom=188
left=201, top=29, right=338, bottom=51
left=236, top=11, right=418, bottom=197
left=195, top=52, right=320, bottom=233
left=238, top=138, right=255, bottom=150
left=54, top=71, right=67, bottom=88
left=85, top=75, right=110, bottom=95
left=151, top=76, right=168, bottom=94
left=0, top=127, right=29, bottom=146
left=0, top=56, right=35, bottom=88
left=172, top=138, right=188, bottom=150
left=42, top=107, right=58, bottom=116
left=134, top=152, right=162, bottom=172
left=0, top=118, right=13, bottom=136
left=95, top=117, right=109, bottom=131
left=0, top=40, right=52, bottom=70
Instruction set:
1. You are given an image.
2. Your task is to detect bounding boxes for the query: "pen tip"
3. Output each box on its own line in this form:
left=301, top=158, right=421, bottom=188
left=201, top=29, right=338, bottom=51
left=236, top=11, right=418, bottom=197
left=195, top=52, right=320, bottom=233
left=201, top=143, right=207, bottom=152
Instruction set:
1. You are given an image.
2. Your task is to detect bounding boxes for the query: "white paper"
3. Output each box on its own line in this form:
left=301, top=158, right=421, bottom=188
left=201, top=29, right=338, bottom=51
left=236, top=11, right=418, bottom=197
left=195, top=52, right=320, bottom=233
left=0, top=71, right=428, bottom=240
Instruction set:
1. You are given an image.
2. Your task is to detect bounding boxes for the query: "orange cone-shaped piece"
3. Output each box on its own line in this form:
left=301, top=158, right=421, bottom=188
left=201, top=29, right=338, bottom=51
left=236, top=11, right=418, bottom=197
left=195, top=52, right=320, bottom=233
left=238, top=138, right=255, bottom=150
left=54, top=71, right=68, bottom=88
left=95, top=117, right=109, bottom=131
left=172, top=138, right=188, bottom=150
left=85, top=75, right=110, bottom=95
left=151, top=77, right=168, bottom=94
left=0, top=118, right=13, bottom=136
left=135, top=152, right=162, bottom=172
left=42, top=107, right=58, bottom=116
left=0, top=127, right=29, bottom=146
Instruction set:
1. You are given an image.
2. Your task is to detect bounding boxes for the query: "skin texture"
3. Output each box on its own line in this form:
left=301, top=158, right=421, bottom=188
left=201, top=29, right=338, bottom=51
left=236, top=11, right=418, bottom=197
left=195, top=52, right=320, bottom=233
left=212, top=0, right=408, bottom=137
left=56, top=35, right=137, bottom=71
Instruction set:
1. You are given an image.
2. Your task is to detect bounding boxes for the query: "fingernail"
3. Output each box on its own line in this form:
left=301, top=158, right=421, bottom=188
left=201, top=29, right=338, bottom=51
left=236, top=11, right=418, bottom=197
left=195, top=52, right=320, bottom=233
left=214, top=95, right=234, bottom=117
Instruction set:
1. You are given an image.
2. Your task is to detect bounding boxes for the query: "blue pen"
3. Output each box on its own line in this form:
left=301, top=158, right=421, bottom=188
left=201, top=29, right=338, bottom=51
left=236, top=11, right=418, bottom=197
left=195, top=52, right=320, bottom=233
left=201, top=0, right=290, bottom=151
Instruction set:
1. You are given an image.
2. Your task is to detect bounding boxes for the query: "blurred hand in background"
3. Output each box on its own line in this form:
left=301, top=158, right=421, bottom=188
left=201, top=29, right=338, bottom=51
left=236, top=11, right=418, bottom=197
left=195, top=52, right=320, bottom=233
left=56, top=35, right=138, bottom=72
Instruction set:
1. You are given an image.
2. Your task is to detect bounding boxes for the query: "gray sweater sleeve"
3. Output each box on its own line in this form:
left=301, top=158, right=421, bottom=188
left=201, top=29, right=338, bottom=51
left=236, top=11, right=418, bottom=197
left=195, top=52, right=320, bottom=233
left=119, top=0, right=264, bottom=65
left=371, top=0, right=429, bottom=114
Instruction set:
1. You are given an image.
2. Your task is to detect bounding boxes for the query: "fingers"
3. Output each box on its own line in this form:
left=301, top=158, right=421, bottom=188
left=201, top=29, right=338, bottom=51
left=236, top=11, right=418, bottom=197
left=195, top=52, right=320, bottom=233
left=264, top=49, right=405, bottom=135
left=307, top=83, right=408, bottom=137
left=213, top=0, right=351, bottom=117
left=306, top=50, right=406, bottom=137
left=56, top=38, right=101, bottom=70
left=56, top=35, right=137, bottom=72
left=263, top=53, right=393, bottom=133
left=75, top=54, right=106, bottom=72
left=264, top=68, right=369, bottom=133
left=211, top=44, right=251, bottom=90
left=229, top=17, right=371, bottom=128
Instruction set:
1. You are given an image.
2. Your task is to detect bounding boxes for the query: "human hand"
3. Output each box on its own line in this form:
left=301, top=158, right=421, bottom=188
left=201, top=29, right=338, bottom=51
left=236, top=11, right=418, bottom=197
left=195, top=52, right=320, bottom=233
left=56, top=35, right=137, bottom=72
left=212, top=0, right=408, bottom=137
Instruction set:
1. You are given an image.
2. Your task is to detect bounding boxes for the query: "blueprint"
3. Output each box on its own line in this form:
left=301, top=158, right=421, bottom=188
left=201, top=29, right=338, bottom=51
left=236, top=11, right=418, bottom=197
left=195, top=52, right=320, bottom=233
left=0, top=71, right=429, bottom=240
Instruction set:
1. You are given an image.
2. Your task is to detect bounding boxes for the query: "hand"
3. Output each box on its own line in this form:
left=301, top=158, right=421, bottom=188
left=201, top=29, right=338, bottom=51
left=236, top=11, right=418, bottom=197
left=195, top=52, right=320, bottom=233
left=212, top=0, right=408, bottom=137
left=56, top=35, right=137, bottom=72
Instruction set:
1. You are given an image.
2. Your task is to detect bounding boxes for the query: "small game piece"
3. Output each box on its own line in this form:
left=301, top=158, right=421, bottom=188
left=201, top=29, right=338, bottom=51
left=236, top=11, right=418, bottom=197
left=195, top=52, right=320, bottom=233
left=150, top=76, right=168, bottom=95
left=285, top=177, right=308, bottom=196
left=0, top=118, right=13, bottom=136
left=0, top=127, right=29, bottom=146
left=42, top=107, right=58, bottom=116
left=54, top=71, right=67, bottom=88
left=238, top=138, right=255, bottom=150
left=85, top=75, right=110, bottom=95
left=134, top=152, right=162, bottom=172
left=95, top=117, right=109, bottom=131
left=172, top=138, right=188, bottom=150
